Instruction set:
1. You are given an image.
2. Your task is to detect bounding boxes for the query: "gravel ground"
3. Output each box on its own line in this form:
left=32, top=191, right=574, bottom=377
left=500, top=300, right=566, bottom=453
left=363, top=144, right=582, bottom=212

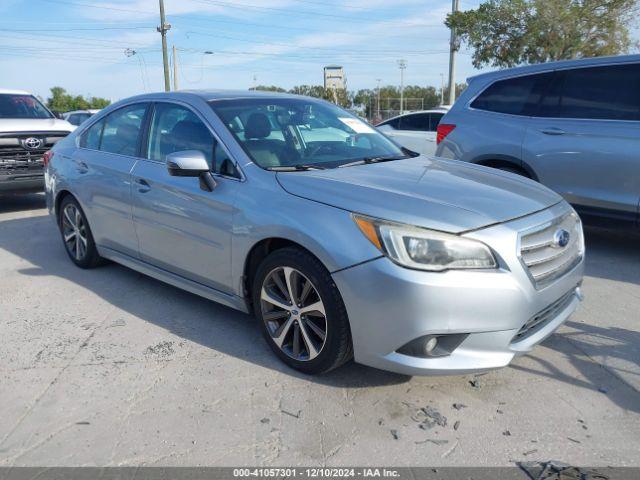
left=1, top=193, right=639, bottom=467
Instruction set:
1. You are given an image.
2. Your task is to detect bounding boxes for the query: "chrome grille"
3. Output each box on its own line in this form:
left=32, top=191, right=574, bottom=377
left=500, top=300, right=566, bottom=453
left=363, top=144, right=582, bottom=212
left=0, top=132, right=68, bottom=174
left=513, top=289, right=576, bottom=342
left=519, top=211, right=584, bottom=288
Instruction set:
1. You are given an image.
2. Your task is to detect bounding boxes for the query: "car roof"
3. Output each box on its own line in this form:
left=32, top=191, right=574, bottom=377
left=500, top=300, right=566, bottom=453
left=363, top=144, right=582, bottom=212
left=119, top=89, right=308, bottom=104
left=0, top=89, right=31, bottom=95
left=65, top=109, right=100, bottom=114
left=467, top=54, right=640, bottom=83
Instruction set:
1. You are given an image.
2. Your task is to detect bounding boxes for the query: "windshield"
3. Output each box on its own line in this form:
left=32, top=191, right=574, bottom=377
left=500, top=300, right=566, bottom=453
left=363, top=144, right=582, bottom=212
left=209, top=97, right=407, bottom=169
left=0, top=94, right=53, bottom=119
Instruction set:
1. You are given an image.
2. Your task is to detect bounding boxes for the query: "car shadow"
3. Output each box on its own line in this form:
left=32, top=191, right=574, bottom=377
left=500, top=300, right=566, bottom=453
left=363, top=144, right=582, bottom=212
left=511, top=320, right=640, bottom=413
left=0, top=193, right=46, bottom=213
left=1, top=215, right=638, bottom=393
left=583, top=226, right=640, bottom=285
left=0, top=213, right=410, bottom=388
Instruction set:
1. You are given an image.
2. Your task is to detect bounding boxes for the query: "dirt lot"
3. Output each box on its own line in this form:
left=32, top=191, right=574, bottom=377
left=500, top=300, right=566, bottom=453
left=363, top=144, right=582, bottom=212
left=1, top=193, right=639, bottom=466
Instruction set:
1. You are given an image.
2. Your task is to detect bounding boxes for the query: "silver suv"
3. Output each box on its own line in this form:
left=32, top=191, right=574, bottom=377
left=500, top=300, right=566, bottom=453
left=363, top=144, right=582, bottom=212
left=435, top=55, right=640, bottom=228
left=0, top=89, right=74, bottom=194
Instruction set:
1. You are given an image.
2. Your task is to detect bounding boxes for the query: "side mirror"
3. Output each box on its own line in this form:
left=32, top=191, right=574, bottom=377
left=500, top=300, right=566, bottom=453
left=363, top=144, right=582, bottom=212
left=166, top=150, right=217, bottom=191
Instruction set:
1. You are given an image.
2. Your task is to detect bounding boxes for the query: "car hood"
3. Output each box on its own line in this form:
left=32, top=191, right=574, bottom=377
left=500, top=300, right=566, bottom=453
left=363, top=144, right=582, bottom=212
left=276, top=157, right=562, bottom=233
left=0, top=118, right=75, bottom=133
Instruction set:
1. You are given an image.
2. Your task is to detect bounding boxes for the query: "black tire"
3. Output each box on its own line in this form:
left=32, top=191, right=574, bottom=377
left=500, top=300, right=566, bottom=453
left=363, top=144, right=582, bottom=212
left=252, top=247, right=353, bottom=375
left=58, top=195, right=104, bottom=269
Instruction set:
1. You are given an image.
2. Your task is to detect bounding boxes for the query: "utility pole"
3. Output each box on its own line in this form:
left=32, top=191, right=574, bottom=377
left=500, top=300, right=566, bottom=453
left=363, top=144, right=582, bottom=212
left=375, top=78, right=381, bottom=120
left=172, top=45, right=179, bottom=91
left=397, top=59, right=407, bottom=115
left=157, top=0, right=171, bottom=92
left=440, top=73, right=445, bottom=105
left=447, top=0, right=459, bottom=105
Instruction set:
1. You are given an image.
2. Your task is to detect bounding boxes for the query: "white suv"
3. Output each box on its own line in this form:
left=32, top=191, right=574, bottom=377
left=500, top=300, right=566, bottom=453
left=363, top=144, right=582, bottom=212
left=376, top=107, right=450, bottom=156
left=0, top=89, right=74, bottom=194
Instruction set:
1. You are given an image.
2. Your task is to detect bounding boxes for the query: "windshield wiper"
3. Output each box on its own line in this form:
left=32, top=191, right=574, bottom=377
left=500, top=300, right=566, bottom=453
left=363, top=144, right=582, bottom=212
left=267, top=164, right=326, bottom=171
left=338, top=155, right=409, bottom=168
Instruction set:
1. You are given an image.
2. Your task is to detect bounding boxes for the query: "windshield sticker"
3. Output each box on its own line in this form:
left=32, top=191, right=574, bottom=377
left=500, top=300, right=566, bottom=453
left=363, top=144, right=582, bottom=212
left=338, top=117, right=375, bottom=134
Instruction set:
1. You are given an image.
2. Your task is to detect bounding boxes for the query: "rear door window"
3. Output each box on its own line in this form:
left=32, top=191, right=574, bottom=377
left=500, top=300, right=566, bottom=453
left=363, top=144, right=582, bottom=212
left=80, top=119, right=104, bottom=150
left=99, top=104, right=147, bottom=156
left=538, top=63, right=640, bottom=120
left=378, top=117, right=399, bottom=129
left=398, top=113, right=430, bottom=131
left=471, top=72, right=554, bottom=116
left=429, top=113, right=444, bottom=131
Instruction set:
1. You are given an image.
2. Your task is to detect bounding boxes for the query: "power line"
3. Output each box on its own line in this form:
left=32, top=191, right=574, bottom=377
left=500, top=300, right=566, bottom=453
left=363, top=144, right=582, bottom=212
left=0, top=26, right=152, bottom=32
left=191, top=0, right=415, bottom=24
left=184, top=30, right=447, bottom=55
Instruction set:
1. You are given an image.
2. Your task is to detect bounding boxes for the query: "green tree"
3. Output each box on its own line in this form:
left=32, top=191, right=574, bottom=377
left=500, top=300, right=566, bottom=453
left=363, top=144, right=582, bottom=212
left=46, top=87, right=111, bottom=113
left=250, top=85, right=287, bottom=92
left=446, top=0, right=637, bottom=68
left=289, top=85, right=352, bottom=108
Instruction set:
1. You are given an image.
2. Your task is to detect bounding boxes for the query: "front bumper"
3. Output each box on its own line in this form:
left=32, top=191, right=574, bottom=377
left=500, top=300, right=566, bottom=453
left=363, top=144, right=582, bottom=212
left=332, top=203, right=584, bottom=376
left=0, top=172, right=44, bottom=193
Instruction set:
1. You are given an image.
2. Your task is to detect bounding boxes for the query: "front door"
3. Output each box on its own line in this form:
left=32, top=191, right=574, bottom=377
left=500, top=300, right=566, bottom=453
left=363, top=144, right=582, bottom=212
left=131, top=101, right=241, bottom=293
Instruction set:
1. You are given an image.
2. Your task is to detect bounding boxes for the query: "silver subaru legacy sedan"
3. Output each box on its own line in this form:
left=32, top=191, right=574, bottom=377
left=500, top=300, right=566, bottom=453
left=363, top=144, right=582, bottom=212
left=45, top=90, right=585, bottom=376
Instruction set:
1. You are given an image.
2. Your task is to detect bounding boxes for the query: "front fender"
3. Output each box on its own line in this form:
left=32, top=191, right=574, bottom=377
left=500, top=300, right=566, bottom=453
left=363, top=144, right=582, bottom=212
left=230, top=181, right=382, bottom=297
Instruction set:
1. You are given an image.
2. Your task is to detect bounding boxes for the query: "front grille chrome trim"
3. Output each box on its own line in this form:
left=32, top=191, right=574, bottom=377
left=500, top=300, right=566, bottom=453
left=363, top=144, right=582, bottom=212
left=517, top=211, right=584, bottom=289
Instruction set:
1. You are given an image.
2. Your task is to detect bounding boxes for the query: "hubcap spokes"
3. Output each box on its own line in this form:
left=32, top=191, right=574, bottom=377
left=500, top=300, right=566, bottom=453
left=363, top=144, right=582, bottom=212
left=62, top=205, right=87, bottom=261
left=260, top=267, right=327, bottom=361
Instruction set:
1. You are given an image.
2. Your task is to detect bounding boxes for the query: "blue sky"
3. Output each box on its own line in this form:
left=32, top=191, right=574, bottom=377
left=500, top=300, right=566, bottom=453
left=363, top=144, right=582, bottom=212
left=0, top=0, right=486, bottom=102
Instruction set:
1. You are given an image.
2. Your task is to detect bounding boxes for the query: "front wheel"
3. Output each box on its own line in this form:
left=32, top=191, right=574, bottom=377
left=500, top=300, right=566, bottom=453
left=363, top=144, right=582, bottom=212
left=252, top=247, right=353, bottom=374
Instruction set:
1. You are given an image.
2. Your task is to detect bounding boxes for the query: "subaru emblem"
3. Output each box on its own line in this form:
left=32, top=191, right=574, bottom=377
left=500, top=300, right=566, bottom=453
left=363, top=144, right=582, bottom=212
left=553, top=229, right=570, bottom=248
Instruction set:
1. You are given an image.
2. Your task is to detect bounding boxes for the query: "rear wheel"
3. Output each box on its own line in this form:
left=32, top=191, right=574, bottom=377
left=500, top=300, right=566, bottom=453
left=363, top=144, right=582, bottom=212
left=58, top=196, right=104, bottom=269
left=252, top=247, right=353, bottom=374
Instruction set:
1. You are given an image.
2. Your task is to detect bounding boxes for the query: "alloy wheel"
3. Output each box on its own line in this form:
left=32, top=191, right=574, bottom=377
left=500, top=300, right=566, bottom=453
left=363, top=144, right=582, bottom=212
left=260, top=266, right=327, bottom=361
left=61, top=204, right=88, bottom=261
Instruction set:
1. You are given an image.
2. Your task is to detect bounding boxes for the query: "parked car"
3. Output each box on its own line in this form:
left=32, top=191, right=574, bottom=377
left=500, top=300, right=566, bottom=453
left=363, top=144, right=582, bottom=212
left=0, top=89, right=74, bottom=194
left=435, top=54, right=640, bottom=228
left=62, top=109, right=100, bottom=127
left=376, top=107, right=450, bottom=155
left=45, top=90, right=584, bottom=375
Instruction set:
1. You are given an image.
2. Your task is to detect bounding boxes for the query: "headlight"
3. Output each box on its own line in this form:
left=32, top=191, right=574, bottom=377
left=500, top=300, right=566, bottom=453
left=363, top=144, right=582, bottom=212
left=353, top=214, right=497, bottom=271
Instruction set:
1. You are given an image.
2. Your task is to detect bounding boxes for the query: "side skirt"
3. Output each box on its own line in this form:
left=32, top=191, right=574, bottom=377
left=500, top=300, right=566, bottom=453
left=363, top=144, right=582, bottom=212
left=98, top=246, right=250, bottom=313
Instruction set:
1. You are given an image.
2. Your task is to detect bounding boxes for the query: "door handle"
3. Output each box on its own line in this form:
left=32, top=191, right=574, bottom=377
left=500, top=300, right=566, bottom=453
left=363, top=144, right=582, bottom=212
left=135, top=178, right=151, bottom=193
left=540, top=127, right=566, bottom=136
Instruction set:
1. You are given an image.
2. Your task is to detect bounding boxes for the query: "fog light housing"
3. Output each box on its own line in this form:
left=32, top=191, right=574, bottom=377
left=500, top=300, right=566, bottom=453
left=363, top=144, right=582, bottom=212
left=397, top=334, right=468, bottom=359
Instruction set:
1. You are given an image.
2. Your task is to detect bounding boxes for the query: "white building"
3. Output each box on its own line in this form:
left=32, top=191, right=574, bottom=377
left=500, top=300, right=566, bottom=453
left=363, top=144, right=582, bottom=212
left=323, top=65, right=346, bottom=90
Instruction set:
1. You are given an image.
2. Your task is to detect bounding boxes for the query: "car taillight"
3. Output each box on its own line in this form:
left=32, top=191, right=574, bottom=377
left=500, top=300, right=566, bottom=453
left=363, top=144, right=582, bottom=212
left=43, top=150, right=54, bottom=167
left=436, top=124, right=456, bottom=145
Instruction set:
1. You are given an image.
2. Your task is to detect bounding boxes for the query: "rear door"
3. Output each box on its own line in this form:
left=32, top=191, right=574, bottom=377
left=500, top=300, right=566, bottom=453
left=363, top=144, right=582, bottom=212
left=73, top=102, right=149, bottom=257
left=131, top=101, right=241, bottom=293
left=391, top=113, right=434, bottom=155
left=523, top=63, right=640, bottom=224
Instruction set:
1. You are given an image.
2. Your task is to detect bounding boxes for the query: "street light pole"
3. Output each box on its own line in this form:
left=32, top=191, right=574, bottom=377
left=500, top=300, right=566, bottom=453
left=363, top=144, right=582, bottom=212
left=397, top=59, right=407, bottom=115
left=158, top=0, right=171, bottom=92
left=447, top=0, right=459, bottom=105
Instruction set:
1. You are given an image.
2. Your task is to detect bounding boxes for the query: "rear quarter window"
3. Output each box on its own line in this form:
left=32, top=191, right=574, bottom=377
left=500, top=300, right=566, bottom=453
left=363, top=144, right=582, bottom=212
left=538, top=63, right=640, bottom=120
